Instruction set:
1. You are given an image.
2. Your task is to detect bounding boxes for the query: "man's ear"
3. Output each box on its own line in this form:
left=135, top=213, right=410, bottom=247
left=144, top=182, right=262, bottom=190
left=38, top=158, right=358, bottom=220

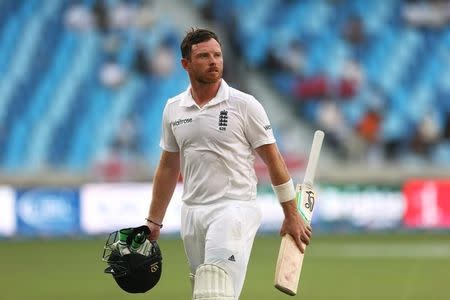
left=181, top=58, right=189, bottom=70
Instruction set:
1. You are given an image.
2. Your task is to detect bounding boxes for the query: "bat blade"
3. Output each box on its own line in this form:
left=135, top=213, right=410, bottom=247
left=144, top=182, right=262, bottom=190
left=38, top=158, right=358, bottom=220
left=274, top=130, right=324, bottom=295
left=274, top=234, right=305, bottom=295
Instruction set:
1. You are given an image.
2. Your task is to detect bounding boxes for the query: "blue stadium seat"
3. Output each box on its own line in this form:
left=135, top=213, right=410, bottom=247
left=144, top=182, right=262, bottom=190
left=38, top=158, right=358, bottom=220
left=1, top=0, right=450, bottom=170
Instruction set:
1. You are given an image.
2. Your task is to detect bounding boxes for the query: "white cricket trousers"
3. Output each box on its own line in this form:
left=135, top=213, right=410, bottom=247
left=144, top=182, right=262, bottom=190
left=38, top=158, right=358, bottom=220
left=180, top=200, right=262, bottom=299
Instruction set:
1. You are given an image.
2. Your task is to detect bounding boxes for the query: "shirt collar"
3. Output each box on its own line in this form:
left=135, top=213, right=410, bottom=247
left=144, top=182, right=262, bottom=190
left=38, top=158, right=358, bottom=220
left=180, top=79, right=230, bottom=108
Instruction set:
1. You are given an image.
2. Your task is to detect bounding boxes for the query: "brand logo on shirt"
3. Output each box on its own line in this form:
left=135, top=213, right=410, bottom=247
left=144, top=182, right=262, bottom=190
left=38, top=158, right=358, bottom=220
left=218, top=110, right=228, bottom=131
left=264, top=124, right=272, bottom=130
left=171, top=118, right=192, bottom=127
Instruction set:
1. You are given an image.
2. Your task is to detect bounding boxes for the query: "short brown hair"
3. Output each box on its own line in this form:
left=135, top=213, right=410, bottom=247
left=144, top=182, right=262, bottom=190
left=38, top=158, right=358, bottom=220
left=180, top=28, right=221, bottom=59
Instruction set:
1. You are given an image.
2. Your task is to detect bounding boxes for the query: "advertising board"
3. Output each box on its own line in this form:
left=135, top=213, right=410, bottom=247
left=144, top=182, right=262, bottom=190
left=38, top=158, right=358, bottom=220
left=16, top=188, right=80, bottom=236
left=80, top=183, right=183, bottom=234
left=403, top=180, right=450, bottom=228
left=0, top=186, right=16, bottom=237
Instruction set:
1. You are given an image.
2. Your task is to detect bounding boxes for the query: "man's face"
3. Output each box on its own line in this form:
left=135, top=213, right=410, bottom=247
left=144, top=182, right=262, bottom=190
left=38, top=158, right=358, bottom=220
left=182, top=38, right=223, bottom=84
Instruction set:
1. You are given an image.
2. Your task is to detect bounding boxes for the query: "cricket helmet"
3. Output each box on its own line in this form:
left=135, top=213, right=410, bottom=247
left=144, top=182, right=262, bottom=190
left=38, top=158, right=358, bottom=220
left=102, top=225, right=162, bottom=293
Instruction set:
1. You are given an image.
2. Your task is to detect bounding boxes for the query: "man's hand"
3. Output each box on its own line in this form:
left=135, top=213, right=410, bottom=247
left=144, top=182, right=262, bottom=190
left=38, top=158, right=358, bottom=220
left=280, top=200, right=312, bottom=253
left=146, top=220, right=162, bottom=241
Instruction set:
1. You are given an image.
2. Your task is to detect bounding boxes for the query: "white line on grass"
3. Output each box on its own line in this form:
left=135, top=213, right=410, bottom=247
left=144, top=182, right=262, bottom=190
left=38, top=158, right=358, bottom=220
left=308, top=243, right=450, bottom=259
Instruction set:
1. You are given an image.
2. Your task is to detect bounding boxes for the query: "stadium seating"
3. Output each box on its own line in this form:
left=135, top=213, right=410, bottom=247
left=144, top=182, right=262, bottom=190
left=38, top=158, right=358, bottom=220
left=1, top=0, right=449, bottom=173
left=195, top=0, right=450, bottom=165
left=0, top=0, right=187, bottom=171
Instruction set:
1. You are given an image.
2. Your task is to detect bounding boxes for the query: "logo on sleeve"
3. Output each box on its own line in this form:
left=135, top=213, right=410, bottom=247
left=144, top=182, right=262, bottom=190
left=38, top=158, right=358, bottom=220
left=218, top=110, right=228, bottom=131
left=264, top=124, right=272, bottom=130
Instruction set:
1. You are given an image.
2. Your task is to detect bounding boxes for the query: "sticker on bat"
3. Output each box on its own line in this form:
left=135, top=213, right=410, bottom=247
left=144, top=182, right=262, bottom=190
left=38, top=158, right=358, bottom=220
left=296, top=185, right=316, bottom=224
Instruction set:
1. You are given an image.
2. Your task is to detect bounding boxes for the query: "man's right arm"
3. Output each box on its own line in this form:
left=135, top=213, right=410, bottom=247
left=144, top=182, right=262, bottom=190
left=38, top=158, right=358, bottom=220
left=147, top=150, right=180, bottom=240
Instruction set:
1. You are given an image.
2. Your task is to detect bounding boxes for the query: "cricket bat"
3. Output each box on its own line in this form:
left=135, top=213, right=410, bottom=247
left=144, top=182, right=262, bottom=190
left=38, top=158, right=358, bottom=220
left=274, top=130, right=324, bottom=296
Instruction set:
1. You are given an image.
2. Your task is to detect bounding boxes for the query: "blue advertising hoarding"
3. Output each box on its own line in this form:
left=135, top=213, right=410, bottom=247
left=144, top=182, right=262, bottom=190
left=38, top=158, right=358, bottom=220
left=16, top=188, right=80, bottom=236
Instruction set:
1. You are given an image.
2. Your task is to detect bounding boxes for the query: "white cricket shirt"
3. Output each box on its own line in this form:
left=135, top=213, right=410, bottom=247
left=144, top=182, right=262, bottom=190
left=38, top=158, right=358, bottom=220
left=160, top=80, right=275, bottom=205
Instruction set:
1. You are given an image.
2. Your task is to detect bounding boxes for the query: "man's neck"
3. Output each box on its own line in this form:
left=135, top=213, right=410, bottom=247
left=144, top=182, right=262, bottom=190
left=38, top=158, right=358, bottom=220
left=190, top=80, right=221, bottom=107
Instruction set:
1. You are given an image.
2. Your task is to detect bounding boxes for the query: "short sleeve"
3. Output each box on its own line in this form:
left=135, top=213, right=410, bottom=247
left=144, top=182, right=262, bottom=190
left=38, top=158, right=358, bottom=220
left=244, top=97, right=276, bottom=149
left=159, top=103, right=179, bottom=152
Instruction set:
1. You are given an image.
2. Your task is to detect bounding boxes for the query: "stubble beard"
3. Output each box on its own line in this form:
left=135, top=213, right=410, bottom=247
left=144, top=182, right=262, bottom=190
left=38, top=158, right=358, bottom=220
left=194, top=69, right=223, bottom=84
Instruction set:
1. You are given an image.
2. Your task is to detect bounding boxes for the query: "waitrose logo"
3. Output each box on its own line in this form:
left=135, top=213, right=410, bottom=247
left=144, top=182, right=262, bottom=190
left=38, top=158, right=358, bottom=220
left=171, top=118, right=193, bottom=127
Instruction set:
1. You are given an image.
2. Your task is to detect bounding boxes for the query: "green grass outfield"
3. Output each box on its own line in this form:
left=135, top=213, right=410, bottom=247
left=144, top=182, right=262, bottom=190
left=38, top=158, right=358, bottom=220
left=1, top=232, right=449, bottom=300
